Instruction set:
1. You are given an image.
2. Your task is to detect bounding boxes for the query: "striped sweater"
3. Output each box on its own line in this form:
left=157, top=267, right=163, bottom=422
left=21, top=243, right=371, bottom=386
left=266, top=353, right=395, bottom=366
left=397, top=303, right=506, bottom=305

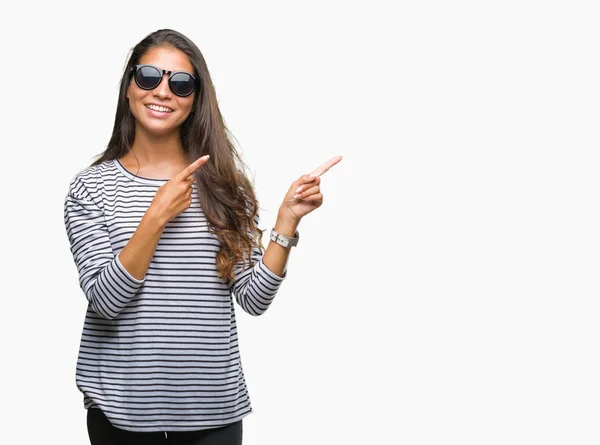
left=63, top=158, right=285, bottom=432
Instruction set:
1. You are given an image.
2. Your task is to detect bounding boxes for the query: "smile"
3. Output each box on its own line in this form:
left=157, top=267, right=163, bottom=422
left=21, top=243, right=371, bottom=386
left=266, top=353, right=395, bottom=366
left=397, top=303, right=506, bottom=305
left=145, top=104, right=174, bottom=113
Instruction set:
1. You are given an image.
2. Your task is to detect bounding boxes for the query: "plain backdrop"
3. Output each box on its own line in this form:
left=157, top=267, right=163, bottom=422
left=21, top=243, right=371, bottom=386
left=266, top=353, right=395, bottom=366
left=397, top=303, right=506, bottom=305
left=1, top=1, right=599, bottom=444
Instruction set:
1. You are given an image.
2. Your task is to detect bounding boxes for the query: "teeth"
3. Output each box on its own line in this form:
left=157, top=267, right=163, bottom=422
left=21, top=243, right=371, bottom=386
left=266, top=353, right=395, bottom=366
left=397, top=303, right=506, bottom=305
left=146, top=104, right=173, bottom=113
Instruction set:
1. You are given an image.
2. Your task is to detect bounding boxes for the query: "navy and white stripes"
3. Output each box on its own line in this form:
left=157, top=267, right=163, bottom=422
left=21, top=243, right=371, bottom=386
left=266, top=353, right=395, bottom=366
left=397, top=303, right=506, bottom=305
left=64, top=159, right=285, bottom=432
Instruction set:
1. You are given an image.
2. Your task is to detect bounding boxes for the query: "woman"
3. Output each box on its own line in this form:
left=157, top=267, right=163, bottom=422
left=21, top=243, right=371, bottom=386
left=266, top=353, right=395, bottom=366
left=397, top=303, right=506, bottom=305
left=64, top=28, right=341, bottom=444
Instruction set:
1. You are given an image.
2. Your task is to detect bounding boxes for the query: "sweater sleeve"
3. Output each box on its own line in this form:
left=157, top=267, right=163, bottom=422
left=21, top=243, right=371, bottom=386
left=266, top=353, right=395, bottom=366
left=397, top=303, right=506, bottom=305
left=64, top=176, right=144, bottom=319
left=229, top=218, right=286, bottom=316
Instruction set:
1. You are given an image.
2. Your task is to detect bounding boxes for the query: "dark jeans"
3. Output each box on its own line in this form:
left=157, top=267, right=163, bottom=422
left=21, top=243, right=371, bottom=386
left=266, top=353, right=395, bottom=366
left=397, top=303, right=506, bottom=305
left=87, top=408, right=243, bottom=445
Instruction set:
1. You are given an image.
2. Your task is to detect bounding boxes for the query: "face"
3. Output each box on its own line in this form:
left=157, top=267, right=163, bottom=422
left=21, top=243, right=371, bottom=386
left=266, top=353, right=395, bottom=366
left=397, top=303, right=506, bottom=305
left=127, top=46, right=196, bottom=138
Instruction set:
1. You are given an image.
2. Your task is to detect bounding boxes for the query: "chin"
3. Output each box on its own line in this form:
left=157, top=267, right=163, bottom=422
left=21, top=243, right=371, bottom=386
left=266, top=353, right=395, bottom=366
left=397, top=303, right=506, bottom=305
left=140, top=122, right=181, bottom=138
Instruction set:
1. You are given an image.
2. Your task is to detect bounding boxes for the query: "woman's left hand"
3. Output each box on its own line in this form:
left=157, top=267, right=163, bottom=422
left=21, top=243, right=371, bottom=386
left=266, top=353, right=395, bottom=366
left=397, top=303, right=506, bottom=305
left=279, top=156, right=343, bottom=222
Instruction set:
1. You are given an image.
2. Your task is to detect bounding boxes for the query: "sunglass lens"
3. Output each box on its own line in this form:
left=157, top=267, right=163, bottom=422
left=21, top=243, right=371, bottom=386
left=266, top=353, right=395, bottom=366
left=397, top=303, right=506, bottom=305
left=135, top=66, right=162, bottom=90
left=169, top=73, right=196, bottom=97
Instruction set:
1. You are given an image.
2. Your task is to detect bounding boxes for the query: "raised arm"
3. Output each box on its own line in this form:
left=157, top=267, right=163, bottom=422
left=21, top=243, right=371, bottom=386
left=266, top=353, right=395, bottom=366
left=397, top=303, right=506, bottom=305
left=262, top=155, right=343, bottom=276
left=231, top=156, right=342, bottom=316
left=118, top=155, right=210, bottom=279
left=64, top=156, right=210, bottom=319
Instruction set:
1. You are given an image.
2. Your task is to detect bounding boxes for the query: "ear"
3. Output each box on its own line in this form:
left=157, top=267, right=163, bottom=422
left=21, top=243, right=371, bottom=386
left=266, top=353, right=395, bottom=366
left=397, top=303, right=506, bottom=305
left=126, top=86, right=130, bottom=99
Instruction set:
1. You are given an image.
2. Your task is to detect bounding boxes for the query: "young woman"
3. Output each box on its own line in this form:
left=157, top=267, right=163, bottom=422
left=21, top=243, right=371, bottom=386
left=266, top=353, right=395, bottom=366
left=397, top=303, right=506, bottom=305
left=64, top=28, right=341, bottom=445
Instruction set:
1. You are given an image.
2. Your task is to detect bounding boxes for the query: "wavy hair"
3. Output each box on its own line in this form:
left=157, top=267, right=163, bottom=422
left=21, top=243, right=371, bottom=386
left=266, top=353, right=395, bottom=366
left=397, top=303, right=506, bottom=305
left=92, top=29, right=262, bottom=282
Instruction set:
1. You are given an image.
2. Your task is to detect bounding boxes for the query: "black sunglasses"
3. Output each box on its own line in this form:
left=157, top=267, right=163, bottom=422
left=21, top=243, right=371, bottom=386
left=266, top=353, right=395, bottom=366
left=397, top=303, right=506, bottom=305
left=131, top=64, right=197, bottom=97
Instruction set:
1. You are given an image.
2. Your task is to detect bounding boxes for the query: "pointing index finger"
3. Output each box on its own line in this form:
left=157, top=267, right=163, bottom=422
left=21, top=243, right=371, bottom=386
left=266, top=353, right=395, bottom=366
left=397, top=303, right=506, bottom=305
left=177, top=155, right=210, bottom=181
left=309, top=155, right=343, bottom=177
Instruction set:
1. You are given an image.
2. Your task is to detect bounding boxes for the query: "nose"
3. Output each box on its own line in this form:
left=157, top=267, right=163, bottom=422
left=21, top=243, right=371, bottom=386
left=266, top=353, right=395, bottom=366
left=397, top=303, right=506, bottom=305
left=154, top=74, right=172, bottom=99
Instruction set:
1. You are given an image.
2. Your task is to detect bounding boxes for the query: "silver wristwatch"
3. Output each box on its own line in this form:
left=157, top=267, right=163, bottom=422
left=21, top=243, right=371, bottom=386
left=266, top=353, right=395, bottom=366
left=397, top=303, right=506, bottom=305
left=270, top=228, right=299, bottom=248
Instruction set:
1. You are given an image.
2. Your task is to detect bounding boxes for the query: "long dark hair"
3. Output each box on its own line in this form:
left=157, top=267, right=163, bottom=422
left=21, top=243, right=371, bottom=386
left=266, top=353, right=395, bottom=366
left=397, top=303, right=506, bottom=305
left=92, top=29, right=262, bottom=282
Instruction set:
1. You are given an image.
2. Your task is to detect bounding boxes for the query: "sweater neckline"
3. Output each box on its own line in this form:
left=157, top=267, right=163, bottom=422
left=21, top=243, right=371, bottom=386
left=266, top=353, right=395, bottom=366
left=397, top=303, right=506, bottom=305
left=113, top=159, right=169, bottom=185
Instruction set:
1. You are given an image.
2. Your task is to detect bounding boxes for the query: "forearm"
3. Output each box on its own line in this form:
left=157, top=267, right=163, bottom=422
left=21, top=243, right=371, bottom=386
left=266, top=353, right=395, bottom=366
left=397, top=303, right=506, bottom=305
left=118, top=208, right=166, bottom=280
left=261, top=209, right=299, bottom=277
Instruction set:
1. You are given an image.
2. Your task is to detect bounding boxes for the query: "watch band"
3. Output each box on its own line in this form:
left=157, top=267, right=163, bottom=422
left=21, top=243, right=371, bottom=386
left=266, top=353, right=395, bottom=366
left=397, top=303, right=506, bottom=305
left=270, top=228, right=299, bottom=248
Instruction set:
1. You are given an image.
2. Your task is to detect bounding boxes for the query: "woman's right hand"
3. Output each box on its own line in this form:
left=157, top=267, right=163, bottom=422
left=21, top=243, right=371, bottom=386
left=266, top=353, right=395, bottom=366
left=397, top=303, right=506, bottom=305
left=149, top=155, right=210, bottom=226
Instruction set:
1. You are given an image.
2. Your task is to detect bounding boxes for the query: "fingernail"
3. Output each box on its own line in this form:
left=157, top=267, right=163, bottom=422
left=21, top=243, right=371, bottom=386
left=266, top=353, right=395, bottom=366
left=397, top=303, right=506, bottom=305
left=296, top=187, right=302, bottom=193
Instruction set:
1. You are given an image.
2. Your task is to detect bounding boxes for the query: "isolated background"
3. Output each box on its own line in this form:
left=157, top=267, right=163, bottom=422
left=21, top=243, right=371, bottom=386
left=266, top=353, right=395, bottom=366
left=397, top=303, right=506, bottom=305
left=1, top=1, right=598, bottom=444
